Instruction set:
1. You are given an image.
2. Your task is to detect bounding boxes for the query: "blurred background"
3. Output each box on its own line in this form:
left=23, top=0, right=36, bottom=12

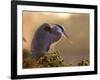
left=22, top=11, right=89, bottom=66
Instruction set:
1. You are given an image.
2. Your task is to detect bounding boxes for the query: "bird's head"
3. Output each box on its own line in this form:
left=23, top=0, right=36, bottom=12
left=42, top=23, right=72, bottom=44
left=52, top=24, right=72, bottom=44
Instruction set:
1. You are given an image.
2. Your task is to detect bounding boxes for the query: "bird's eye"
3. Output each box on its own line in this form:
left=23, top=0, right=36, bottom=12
left=44, top=26, right=51, bottom=33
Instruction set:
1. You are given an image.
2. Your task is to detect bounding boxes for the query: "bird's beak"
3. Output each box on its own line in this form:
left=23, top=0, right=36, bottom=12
left=63, top=31, right=72, bottom=44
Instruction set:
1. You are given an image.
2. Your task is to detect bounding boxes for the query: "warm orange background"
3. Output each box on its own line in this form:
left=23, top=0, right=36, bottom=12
left=23, top=11, right=89, bottom=66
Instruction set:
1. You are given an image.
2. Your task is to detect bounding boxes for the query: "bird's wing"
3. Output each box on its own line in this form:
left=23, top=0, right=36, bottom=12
left=31, top=23, right=52, bottom=55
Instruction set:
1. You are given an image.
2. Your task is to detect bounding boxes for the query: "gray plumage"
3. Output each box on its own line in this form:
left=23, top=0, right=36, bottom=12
left=31, top=23, right=65, bottom=60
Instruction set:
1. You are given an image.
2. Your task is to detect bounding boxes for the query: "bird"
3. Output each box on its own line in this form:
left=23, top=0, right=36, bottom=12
left=31, top=23, right=72, bottom=60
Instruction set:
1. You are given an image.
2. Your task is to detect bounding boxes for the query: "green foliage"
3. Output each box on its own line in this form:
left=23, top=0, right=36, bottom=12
left=37, top=51, right=66, bottom=67
left=77, top=60, right=89, bottom=66
left=23, top=49, right=89, bottom=68
left=23, top=49, right=66, bottom=68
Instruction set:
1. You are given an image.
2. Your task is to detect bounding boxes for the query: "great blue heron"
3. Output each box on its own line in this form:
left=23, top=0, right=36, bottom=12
left=31, top=23, right=72, bottom=60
